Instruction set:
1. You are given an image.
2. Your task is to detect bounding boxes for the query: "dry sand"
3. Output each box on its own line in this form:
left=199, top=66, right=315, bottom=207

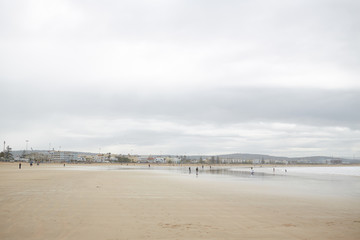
left=0, top=163, right=359, bottom=240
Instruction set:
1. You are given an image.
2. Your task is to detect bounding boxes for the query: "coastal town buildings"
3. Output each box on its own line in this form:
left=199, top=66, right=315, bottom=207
left=51, top=151, right=80, bottom=162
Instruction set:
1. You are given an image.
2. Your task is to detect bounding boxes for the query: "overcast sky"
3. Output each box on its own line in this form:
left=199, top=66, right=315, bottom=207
left=1, top=0, right=359, bottom=157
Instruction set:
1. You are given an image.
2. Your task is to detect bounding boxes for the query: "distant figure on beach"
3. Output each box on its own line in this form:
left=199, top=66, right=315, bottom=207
left=189, top=167, right=191, bottom=174
left=251, top=167, right=254, bottom=175
left=202, top=165, right=204, bottom=169
left=64, top=163, right=65, bottom=167
left=30, top=162, right=33, bottom=167
left=148, top=164, right=150, bottom=168
left=19, top=163, right=21, bottom=169
left=273, top=168, right=275, bottom=173
left=285, top=169, right=287, bottom=173
left=196, top=167, right=199, bottom=176
left=210, top=165, right=211, bottom=169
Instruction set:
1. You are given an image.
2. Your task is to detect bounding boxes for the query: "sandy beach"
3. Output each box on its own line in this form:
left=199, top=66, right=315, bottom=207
left=0, top=163, right=359, bottom=240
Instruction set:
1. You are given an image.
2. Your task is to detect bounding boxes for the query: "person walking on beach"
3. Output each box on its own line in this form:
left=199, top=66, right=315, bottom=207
left=19, top=163, right=21, bottom=169
left=189, top=167, right=191, bottom=174
left=196, top=167, right=199, bottom=176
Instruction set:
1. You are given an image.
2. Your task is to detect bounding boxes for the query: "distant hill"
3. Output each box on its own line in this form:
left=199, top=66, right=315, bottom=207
left=217, top=153, right=360, bottom=164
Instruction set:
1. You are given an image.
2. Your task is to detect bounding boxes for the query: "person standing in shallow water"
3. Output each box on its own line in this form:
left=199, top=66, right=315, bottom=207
left=196, top=167, right=199, bottom=176
left=189, top=167, right=191, bottom=174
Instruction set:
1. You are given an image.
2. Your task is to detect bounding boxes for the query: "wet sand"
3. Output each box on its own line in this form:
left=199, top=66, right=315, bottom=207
left=0, top=163, right=359, bottom=240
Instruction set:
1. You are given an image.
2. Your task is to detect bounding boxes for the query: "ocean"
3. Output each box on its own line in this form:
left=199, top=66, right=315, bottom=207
left=61, top=164, right=360, bottom=198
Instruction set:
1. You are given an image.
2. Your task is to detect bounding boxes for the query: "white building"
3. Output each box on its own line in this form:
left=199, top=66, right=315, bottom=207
left=51, top=151, right=80, bottom=162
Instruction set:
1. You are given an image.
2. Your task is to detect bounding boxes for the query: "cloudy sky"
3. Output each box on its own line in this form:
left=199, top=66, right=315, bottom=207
left=1, top=0, right=359, bottom=157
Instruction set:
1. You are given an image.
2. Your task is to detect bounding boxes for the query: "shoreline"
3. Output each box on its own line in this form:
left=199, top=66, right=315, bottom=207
left=2, top=161, right=360, bottom=167
left=0, top=163, right=359, bottom=239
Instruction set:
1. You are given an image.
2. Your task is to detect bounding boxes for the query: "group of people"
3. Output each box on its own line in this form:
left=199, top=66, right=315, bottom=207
left=188, top=165, right=212, bottom=176
left=189, top=166, right=199, bottom=175
left=18, top=161, right=35, bottom=169
left=18, top=161, right=42, bottom=169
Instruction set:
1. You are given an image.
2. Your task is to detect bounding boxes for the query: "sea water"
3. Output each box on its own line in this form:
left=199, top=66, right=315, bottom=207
left=62, top=164, right=360, bottom=198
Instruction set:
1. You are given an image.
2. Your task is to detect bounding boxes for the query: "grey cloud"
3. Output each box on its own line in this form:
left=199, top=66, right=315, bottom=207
left=1, top=0, right=359, bottom=156
left=66, top=88, right=360, bottom=129
left=2, top=81, right=359, bottom=130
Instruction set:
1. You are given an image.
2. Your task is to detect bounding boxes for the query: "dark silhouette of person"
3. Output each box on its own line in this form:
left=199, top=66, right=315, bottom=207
left=19, top=163, right=21, bottom=169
